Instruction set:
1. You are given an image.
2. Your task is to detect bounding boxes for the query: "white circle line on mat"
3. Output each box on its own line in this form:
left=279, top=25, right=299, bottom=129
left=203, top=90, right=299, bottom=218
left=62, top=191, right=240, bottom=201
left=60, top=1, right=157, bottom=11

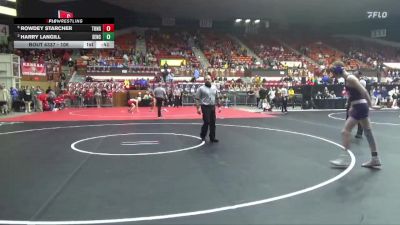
left=71, top=132, right=204, bottom=156
left=0, top=122, right=355, bottom=225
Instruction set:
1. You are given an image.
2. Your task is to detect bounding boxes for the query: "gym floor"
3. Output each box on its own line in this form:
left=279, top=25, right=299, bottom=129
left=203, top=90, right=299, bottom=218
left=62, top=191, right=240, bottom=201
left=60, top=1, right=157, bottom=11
left=0, top=108, right=399, bottom=225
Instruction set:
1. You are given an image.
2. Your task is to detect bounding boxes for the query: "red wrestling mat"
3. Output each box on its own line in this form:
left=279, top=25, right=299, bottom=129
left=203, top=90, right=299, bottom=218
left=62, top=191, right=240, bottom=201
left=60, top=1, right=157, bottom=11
left=0, top=107, right=276, bottom=122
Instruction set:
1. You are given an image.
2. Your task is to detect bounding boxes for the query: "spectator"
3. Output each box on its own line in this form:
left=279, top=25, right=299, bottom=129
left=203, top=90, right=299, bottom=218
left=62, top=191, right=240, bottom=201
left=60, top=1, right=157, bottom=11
left=0, top=84, right=11, bottom=114
left=22, top=86, right=33, bottom=113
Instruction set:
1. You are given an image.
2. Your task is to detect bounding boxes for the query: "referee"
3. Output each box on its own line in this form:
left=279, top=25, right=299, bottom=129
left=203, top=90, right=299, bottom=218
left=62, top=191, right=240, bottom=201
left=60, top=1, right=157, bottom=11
left=196, top=75, right=221, bottom=143
left=153, top=83, right=167, bottom=118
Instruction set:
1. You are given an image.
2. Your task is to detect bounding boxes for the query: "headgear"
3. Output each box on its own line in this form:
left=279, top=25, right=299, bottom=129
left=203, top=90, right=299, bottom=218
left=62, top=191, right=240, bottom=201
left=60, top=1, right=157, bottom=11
left=330, top=61, right=345, bottom=75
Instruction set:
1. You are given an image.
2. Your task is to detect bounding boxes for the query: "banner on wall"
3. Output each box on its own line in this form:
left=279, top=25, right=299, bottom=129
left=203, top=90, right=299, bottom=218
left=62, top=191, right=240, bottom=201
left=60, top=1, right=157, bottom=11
left=371, top=29, right=387, bottom=38
left=21, top=62, right=46, bottom=76
left=162, top=17, right=175, bottom=26
left=199, top=19, right=212, bottom=28
left=383, top=62, right=400, bottom=69
left=281, top=61, right=302, bottom=68
left=160, top=58, right=186, bottom=67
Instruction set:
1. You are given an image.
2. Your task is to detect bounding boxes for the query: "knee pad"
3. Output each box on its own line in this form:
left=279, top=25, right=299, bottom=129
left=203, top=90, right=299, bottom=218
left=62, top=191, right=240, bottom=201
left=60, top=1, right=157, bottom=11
left=364, top=128, right=376, bottom=145
left=364, top=128, right=373, bottom=137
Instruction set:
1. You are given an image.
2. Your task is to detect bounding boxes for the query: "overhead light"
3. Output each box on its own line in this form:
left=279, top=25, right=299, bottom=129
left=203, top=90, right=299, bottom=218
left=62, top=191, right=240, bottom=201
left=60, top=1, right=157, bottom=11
left=235, top=19, right=242, bottom=23
left=7, top=0, right=17, bottom=2
left=254, top=19, right=260, bottom=24
left=245, top=19, right=251, bottom=23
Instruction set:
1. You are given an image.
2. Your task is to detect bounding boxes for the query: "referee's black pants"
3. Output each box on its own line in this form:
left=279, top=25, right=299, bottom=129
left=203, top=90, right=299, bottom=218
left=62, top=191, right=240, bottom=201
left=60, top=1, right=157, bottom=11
left=281, top=96, right=288, bottom=112
left=156, top=97, right=164, bottom=117
left=200, top=105, right=216, bottom=140
left=174, top=95, right=180, bottom=107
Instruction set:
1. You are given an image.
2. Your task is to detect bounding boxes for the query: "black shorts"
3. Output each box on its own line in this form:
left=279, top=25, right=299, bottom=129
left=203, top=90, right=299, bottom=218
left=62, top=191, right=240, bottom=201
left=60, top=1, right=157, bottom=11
left=350, top=103, right=369, bottom=120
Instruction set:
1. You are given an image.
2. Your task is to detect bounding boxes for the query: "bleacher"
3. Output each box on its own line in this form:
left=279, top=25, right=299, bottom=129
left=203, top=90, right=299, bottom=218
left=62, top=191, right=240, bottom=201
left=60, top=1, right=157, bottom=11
left=145, top=30, right=200, bottom=68
left=241, top=35, right=306, bottom=69
left=199, top=32, right=252, bottom=69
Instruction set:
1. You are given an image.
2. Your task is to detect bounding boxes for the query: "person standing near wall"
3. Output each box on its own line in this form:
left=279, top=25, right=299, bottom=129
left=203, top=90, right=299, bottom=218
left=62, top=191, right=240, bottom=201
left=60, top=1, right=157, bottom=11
left=280, top=85, right=288, bottom=113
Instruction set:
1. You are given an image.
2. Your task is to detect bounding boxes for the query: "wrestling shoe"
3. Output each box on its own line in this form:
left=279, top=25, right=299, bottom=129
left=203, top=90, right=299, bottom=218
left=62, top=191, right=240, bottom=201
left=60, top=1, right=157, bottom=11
left=330, top=153, right=350, bottom=168
left=361, top=157, right=381, bottom=168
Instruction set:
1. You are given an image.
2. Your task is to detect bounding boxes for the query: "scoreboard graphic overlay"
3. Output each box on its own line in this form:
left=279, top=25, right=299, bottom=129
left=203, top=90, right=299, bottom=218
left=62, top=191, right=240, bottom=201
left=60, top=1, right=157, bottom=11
left=14, top=18, right=114, bottom=49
